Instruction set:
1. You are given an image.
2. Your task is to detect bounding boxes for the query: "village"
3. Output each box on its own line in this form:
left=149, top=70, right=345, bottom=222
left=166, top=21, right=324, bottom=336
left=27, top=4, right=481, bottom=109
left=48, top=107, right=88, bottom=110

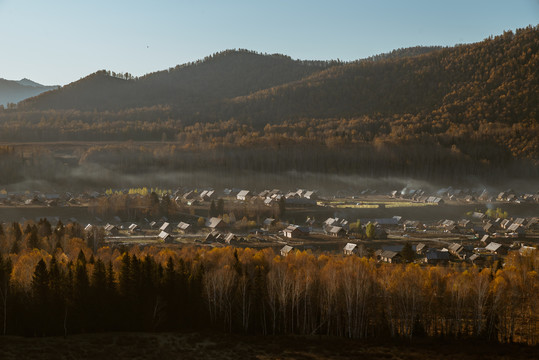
left=0, top=185, right=537, bottom=267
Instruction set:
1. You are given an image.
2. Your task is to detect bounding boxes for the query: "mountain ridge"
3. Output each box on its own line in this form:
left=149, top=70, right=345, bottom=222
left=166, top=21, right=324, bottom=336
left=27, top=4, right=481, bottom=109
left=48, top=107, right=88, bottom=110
left=0, top=78, right=58, bottom=107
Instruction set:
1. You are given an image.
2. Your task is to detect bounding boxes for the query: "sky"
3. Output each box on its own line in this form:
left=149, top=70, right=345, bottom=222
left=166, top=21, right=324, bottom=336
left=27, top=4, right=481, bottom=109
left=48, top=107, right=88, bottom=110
left=0, top=0, right=537, bottom=85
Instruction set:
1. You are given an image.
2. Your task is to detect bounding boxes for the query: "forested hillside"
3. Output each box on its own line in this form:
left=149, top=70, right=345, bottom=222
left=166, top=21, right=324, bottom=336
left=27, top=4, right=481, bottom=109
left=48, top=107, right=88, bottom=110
left=18, top=50, right=335, bottom=111
left=0, top=26, right=537, bottom=183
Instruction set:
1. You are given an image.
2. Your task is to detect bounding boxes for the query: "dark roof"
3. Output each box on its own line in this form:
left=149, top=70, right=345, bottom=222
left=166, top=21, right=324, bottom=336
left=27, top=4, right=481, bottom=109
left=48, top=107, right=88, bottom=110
left=426, top=250, right=450, bottom=261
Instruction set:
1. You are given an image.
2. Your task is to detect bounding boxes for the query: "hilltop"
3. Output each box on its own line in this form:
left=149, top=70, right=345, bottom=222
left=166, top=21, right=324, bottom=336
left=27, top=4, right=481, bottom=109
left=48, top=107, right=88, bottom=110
left=19, top=50, right=336, bottom=111
left=0, top=78, right=58, bottom=107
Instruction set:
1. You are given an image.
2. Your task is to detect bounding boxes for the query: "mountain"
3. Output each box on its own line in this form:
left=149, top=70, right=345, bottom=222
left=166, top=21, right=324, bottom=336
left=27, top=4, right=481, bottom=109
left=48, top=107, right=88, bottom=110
left=1, top=28, right=537, bottom=182
left=19, top=50, right=336, bottom=111
left=223, top=27, right=538, bottom=127
left=0, top=78, right=58, bottom=107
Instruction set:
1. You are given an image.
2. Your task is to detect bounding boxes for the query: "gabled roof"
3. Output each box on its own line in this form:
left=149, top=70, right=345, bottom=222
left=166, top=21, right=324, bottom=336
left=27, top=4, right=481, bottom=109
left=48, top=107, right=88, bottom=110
left=343, top=243, right=357, bottom=251
left=507, top=223, right=522, bottom=232
left=380, top=250, right=399, bottom=259
left=224, top=233, right=237, bottom=243
left=177, top=222, right=191, bottom=230
left=485, top=242, right=503, bottom=252
left=281, top=245, right=294, bottom=254
left=416, top=243, right=426, bottom=252
left=448, top=243, right=463, bottom=253
left=237, top=190, right=250, bottom=198
left=158, top=231, right=171, bottom=240
left=468, top=254, right=481, bottom=261
left=206, top=217, right=224, bottom=228
left=160, top=222, right=171, bottom=231
left=104, top=224, right=117, bottom=232
left=128, top=223, right=139, bottom=231
left=327, top=225, right=344, bottom=234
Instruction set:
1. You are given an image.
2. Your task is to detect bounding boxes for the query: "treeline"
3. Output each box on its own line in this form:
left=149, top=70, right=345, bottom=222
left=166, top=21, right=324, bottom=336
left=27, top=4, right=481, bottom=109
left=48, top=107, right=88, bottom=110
left=0, top=224, right=537, bottom=343
left=1, top=140, right=536, bottom=189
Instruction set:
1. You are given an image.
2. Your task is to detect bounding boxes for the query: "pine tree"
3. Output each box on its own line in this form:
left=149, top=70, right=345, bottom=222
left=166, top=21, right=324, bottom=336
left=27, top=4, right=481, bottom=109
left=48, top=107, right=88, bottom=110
left=28, top=228, right=40, bottom=249
left=217, top=198, right=225, bottom=216
left=401, top=242, right=415, bottom=263
left=12, top=222, right=21, bottom=242
left=31, top=259, right=50, bottom=335
left=210, top=200, right=218, bottom=217
left=0, top=255, right=12, bottom=335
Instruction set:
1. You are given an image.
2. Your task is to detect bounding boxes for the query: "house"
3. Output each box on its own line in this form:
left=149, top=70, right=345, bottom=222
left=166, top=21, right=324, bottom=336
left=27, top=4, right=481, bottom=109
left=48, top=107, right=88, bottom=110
left=373, top=216, right=402, bottom=226
left=483, top=223, right=496, bottom=234
left=326, top=226, right=346, bottom=237
left=264, top=198, right=275, bottom=206
left=379, top=250, right=402, bottom=263
left=526, top=218, right=538, bottom=230
left=204, top=232, right=217, bottom=244
left=415, top=243, right=427, bottom=254
left=485, top=242, right=508, bottom=255
left=263, top=218, right=276, bottom=229
left=183, top=191, right=196, bottom=200
left=403, top=220, right=425, bottom=232
left=448, top=243, right=465, bottom=259
left=280, top=245, right=294, bottom=257
left=423, top=249, right=450, bottom=265
left=149, top=221, right=157, bottom=229
left=159, top=231, right=173, bottom=243
left=199, top=190, right=214, bottom=201
left=104, top=224, right=119, bottom=236
left=303, top=190, right=318, bottom=200
left=507, top=223, right=525, bottom=236
left=467, top=253, right=485, bottom=265
left=205, top=217, right=227, bottom=229
left=480, top=234, right=490, bottom=245
left=285, top=191, right=300, bottom=199
left=160, top=222, right=172, bottom=233
left=445, top=224, right=461, bottom=234
left=441, top=219, right=456, bottom=228
left=128, top=223, right=140, bottom=233
left=500, top=219, right=513, bottom=229
left=177, top=222, right=192, bottom=233
left=224, top=233, right=238, bottom=245
left=513, top=218, right=527, bottom=227
left=283, top=225, right=309, bottom=238
left=84, top=224, right=94, bottom=232
left=237, top=190, right=251, bottom=201
left=343, top=243, right=358, bottom=256
left=472, top=212, right=486, bottom=220
left=374, top=226, right=388, bottom=239
left=458, top=219, right=472, bottom=229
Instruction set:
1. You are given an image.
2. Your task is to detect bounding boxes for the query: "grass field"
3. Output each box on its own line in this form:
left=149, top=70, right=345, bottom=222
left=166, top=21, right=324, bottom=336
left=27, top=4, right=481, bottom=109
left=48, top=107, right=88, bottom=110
left=325, top=200, right=438, bottom=209
left=0, top=332, right=537, bottom=360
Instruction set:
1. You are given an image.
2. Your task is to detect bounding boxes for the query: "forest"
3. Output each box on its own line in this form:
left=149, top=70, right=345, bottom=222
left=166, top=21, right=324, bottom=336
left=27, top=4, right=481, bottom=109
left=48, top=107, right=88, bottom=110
left=0, top=26, right=536, bottom=185
left=0, top=220, right=537, bottom=344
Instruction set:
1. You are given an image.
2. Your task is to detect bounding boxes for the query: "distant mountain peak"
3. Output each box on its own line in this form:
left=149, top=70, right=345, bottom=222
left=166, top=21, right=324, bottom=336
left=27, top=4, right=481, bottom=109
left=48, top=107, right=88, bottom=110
left=17, top=78, right=45, bottom=87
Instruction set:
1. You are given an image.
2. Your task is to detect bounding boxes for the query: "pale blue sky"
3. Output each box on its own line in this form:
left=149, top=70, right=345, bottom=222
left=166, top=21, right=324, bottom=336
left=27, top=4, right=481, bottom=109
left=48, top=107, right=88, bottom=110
left=1, top=0, right=537, bottom=85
